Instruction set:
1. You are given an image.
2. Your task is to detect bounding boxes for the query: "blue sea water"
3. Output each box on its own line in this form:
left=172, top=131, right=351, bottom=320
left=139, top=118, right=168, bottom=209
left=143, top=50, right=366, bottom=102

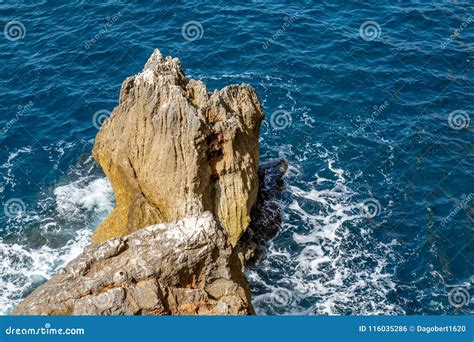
left=0, top=1, right=472, bottom=315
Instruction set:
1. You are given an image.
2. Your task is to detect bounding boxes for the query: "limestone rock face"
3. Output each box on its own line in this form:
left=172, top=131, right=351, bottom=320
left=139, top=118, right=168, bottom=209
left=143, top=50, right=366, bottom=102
left=14, top=213, right=253, bottom=315
left=92, top=49, right=263, bottom=245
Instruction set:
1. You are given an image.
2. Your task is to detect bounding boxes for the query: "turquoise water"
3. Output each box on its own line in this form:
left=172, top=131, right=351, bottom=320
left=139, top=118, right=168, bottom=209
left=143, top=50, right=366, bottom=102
left=0, top=1, right=472, bottom=315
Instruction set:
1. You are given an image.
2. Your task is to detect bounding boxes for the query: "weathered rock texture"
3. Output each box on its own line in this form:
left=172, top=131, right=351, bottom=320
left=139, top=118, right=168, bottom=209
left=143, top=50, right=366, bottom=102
left=14, top=213, right=253, bottom=315
left=92, top=49, right=263, bottom=245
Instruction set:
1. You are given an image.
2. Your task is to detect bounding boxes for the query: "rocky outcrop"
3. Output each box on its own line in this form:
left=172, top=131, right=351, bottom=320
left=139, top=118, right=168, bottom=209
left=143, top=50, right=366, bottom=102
left=92, top=49, right=263, bottom=246
left=13, top=50, right=282, bottom=316
left=14, top=213, right=253, bottom=315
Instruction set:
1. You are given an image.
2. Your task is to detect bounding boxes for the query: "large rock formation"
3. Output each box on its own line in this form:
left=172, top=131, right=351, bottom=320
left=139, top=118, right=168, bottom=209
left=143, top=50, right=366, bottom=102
left=13, top=50, right=278, bottom=316
left=92, top=49, right=263, bottom=245
left=14, top=213, right=253, bottom=315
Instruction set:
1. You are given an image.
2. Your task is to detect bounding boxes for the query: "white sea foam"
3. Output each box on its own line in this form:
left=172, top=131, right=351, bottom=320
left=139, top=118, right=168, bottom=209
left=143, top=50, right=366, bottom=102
left=54, top=177, right=113, bottom=217
left=0, top=146, right=32, bottom=192
left=0, top=173, right=113, bottom=314
left=249, top=146, right=404, bottom=315
left=0, top=228, right=90, bottom=314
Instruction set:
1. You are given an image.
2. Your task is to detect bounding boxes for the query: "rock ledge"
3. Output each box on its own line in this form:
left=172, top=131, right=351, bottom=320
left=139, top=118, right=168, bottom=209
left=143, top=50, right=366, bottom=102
left=14, top=213, right=253, bottom=315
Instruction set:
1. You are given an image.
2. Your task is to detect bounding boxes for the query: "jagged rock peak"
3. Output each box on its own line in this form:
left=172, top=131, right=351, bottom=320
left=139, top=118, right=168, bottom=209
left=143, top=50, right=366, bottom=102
left=138, top=48, right=187, bottom=87
left=92, top=49, right=264, bottom=245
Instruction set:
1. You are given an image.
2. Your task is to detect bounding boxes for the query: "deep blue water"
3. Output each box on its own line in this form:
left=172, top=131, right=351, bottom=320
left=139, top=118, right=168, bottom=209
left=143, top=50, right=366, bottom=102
left=0, top=1, right=473, bottom=315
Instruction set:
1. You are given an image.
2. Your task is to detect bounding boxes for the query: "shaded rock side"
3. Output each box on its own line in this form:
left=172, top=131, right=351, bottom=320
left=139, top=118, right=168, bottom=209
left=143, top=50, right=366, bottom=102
left=14, top=213, right=253, bottom=315
left=92, top=49, right=264, bottom=245
left=237, top=159, right=288, bottom=263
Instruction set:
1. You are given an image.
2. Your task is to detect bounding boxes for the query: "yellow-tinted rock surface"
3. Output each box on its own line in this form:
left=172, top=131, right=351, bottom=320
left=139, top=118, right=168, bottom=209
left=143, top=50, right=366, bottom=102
left=92, top=49, right=263, bottom=245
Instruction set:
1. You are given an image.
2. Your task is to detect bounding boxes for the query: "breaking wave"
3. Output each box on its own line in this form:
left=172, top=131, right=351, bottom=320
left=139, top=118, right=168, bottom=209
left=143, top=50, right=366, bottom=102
left=248, top=145, right=404, bottom=315
left=0, top=147, right=113, bottom=314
